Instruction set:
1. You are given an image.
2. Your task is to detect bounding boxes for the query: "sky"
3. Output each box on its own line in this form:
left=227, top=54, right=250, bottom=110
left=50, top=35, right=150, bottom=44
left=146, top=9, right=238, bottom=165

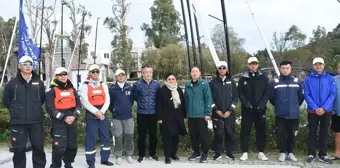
left=0, top=0, right=340, bottom=54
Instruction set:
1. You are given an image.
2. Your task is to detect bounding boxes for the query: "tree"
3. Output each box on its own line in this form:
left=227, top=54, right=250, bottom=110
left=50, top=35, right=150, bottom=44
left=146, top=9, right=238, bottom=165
left=141, top=48, right=161, bottom=77
left=141, top=0, right=182, bottom=48
left=104, top=0, right=134, bottom=74
left=158, top=44, right=187, bottom=78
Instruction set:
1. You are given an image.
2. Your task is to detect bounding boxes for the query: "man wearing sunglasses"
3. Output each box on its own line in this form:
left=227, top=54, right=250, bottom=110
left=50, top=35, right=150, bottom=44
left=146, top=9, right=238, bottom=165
left=238, top=57, right=270, bottom=161
left=2, top=56, right=46, bottom=168
left=80, top=64, right=113, bottom=168
left=209, top=61, right=238, bottom=161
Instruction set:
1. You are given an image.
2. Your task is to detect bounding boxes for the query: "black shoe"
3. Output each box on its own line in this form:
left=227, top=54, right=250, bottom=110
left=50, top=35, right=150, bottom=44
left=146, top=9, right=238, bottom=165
left=101, top=161, right=114, bottom=166
left=307, top=155, right=315, bottom=163
left=165, top=157, right=171, bottom=164
left=138, top=156, right=145, bottom=163
left=226, top=154, right=235, bottom=161
left=213, top=153, right=221, bottom=161
left=88, top=165, right=95, bottom=168
left=188, top=152, right=201, bottom=161
left=151, top=155, right=159, bottom=161
left=171, top=155, right=180, bottom=161
left=200, top=153, right=208, bottom=163
left=319, top=155, right=332, bottom=164
left=64, top=163, right=73, bottom=168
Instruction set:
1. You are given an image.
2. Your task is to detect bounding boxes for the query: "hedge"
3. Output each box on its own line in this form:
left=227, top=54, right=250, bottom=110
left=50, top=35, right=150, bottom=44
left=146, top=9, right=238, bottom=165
left=0, top=87, right=335, bottom=153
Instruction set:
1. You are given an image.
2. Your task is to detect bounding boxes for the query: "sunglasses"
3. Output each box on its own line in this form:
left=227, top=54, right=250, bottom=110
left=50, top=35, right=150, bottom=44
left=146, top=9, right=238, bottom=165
left=219, top=66, right=227, bottom=70
left=22, top=62, right=33, bottom=67
left=91, top=70, right=100, bottom=74
left=57, top=73, right=68, bottom=76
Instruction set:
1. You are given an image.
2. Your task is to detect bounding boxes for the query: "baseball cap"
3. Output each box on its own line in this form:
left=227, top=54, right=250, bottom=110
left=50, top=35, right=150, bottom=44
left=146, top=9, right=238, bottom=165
left=115, top=69, right=125, bottom=76
left=217, top=61, right=228, bottom=68
left=247, top=57, right=259, bottom=64
left=19, top=56, right=33, bottom=63
left=55, top=67, right=68, bottom=75
left=313, top=57, right=324, bottom=64
left=89, top=64, right=100, bottom=71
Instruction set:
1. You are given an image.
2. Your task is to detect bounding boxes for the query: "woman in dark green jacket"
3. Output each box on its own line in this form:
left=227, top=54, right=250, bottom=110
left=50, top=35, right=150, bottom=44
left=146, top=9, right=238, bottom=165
left=184, top=67, right=212, bottom=163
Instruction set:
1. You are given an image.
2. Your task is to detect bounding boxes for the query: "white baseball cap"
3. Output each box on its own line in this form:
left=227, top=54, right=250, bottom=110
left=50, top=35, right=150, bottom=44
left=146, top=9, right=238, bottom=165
left=55, top=67, right=68, bottom=75
left=217, top=61, right=228, bottom=68
left=313, top=57, right=324, bottom=64
left=89, top=64, right=100, bottom=71
left=19, top=56, right=33, bottom=63
left=248, top=57, right=259, bottom=64
left=115, top=69, right=125, bottom=76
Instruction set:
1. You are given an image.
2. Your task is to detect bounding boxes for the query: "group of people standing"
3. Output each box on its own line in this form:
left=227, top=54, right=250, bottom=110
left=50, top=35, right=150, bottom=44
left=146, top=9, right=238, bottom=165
left=3, top=54, right=340, bottom=168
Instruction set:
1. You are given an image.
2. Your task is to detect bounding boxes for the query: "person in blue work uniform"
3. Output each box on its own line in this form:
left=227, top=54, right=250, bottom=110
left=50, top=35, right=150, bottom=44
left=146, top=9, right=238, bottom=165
left=132, top=64, right=160, bottom=163
left=45, top=67, right=82, bottom=168
left=304, top=57, right=336, bottom=164
left=269, top=60, right=304, bottom=162
left=80, top=64, right=113, bottom=168
left=109, top=69, right=135, bottom=165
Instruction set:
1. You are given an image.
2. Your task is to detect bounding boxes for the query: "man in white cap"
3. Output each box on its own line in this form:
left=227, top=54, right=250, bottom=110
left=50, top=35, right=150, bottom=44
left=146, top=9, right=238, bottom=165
left=304, top=57, right=336, bottom=164
left=2, top=56, right=46, bottom=168
left=80, top=64, right=113, bottom=168
left=238, top=57, right=270, bottom=161
left=209, top=61, right=238, bottom=161
left=109, top=69, right=135, bottom=165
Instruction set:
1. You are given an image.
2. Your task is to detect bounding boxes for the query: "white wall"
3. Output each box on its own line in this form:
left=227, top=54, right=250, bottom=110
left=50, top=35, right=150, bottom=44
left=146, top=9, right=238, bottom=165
left=70, top=70, right=89, bottom=89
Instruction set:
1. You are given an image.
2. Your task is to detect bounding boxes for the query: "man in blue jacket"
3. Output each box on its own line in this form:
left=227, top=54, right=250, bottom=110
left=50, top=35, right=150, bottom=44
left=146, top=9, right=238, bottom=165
left=270, top=60, right=304, bottom=162
left=132, top=65, right=160, bottom=163
left=109, top=69, right=134, bottom=165
left=304, top=57, right=336, bottom=164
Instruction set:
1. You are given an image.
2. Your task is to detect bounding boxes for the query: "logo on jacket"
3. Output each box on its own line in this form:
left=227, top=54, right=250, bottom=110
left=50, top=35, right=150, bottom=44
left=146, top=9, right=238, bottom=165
left=244, top=81, right=247, bottom=85
left=12, top=137, right=16, bottom=141
left=54, top=141, right=59, bottom=145
left=125, top=91, right=131, bottom=95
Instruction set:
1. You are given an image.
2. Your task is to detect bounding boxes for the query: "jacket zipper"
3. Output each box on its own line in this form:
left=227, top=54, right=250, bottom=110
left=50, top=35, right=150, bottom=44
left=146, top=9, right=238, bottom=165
left=25, top=85, right=28, bottom=124
left=14, top=85, right=17, bottom=100
left=319, top=76, right=321, bottom=108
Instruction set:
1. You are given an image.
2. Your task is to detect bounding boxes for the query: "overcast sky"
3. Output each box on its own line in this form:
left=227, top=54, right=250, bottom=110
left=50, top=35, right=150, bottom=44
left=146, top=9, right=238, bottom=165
left=1, top=0, right=340, bottom=54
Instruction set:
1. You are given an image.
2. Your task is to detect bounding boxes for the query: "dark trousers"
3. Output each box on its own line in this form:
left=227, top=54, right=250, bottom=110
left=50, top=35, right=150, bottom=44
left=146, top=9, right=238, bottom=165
left=188, top=118, right=209, bottom=154
left=51, top=123, right=78, bottom=168
left=213, top=116, right=235, bottom=155
left=161, top=129, right=179, bottom=158
left=10, top=123, right=46, bottom=168
left=308, top=113, right=332, bottom=157
left=137, top=114, right=158, bottom=157
left=240, top=111, right=266, bottom=152
left=275, top=117, right=299, bottom=153
left=85, top=118, right=111, bottom=166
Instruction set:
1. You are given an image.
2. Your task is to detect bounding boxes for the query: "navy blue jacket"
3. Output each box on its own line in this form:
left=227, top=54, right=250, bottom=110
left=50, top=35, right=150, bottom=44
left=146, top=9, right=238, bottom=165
left=304, top=70, right=336, bottom=113
left=109, top=82, right=134, bottom=120
left=132, top=79, right=160, bottom=115
left=269, top=75, right=304, bottom=119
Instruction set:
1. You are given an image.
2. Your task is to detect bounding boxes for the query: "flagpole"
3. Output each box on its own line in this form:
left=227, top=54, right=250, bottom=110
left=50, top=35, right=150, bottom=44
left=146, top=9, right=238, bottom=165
left=0, top=18, right=18, bottom=87
left=38, top=0, right=45, bottom=80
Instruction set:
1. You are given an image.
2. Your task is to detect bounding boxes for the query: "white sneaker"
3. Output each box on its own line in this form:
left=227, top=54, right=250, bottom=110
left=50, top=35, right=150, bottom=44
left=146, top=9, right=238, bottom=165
left=258, top=152, right=268, bottom=161
left=278, top=153, right=286, bottom=162
left=116, top=157, right=122, bottom=165
left=240, top=153, right=248, bottom=161
left=287, top=153, right=298, bottom=162
left=127, top=156, right=134, bottom=164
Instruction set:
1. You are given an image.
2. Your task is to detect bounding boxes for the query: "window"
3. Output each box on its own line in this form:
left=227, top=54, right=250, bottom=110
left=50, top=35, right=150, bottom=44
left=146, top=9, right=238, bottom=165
left=104, top=53, right=109, bottom=58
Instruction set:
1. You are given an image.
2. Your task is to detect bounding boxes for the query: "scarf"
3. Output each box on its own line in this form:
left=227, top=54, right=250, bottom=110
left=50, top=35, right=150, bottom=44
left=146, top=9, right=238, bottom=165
left=164, top=81, right=181, bottom=109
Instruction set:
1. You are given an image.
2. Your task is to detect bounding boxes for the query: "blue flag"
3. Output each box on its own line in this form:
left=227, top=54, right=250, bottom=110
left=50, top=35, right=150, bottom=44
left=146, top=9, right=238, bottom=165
left=18, top=0, right=40, bottom=70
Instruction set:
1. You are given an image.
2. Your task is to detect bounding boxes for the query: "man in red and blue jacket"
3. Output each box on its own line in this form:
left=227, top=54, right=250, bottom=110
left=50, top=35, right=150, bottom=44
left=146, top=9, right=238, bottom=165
left=304, top=57, right=336, bottom=164
left=270, top=60, right=304, bottom=162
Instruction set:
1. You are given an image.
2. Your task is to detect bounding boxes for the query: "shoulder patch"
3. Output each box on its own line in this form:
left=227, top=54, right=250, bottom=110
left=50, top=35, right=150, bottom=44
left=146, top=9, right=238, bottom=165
left=294, top=78, right=298, bottom=82
left=274, top=79, right=279, bottom=83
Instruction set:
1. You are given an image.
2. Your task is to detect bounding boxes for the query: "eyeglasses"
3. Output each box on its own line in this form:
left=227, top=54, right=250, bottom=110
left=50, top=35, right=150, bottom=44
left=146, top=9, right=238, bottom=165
left=57, top=73, right=68, bottom=76
left=219, top=66, right=227, bottom=70
left=22, top=62, right=32, bottom=67
left=91, top=70, right=100, bottom=74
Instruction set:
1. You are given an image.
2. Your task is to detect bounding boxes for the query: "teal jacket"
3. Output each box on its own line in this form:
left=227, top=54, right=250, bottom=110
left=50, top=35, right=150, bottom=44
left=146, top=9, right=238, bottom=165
left=184, top=78, right=212, bottom=118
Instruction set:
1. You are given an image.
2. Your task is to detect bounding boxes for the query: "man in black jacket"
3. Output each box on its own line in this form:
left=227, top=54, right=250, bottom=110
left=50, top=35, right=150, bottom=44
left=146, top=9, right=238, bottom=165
left=209, top=61, right=238, bottom=161
left=2, top=56, right=46, bottom=168
left=238, top=57, right=270, bottom=161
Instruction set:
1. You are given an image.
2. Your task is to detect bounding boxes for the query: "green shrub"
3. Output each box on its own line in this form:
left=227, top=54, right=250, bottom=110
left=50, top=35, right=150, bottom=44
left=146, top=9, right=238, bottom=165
left=0, top=86, right=335, bottom=153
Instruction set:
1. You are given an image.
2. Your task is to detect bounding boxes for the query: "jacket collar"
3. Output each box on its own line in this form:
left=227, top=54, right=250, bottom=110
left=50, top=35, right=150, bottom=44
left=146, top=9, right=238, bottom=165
left=113, top=82, right=129, bottom=89
left=241, top=69, right=263, bottom=78
left=186, top=78, right=204, bottom=87
left=310, top=70, right=327, bottom=77
left=279, top=74, right=293, bottom=81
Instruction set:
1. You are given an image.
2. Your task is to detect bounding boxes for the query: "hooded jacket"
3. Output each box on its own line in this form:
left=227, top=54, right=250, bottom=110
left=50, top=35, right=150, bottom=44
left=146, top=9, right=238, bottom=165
left=304, top=70, right=336, bottom=113
left=79, top=77, right=110, bottom=119
left=2, top=71, right=45, bottom=125
left=238, top=69, right=270, bottom=112
left=109, top=82, right=134, bottom=120
left=45, top=77, right=81, bottom=128
left=209, top=74, right=238, bottom=119
left=269, top=75, right=304, bottom=119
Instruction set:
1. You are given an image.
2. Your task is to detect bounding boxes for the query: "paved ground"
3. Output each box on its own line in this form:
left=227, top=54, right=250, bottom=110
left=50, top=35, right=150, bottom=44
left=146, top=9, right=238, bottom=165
left=0, top=149, right=339, bottom=168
